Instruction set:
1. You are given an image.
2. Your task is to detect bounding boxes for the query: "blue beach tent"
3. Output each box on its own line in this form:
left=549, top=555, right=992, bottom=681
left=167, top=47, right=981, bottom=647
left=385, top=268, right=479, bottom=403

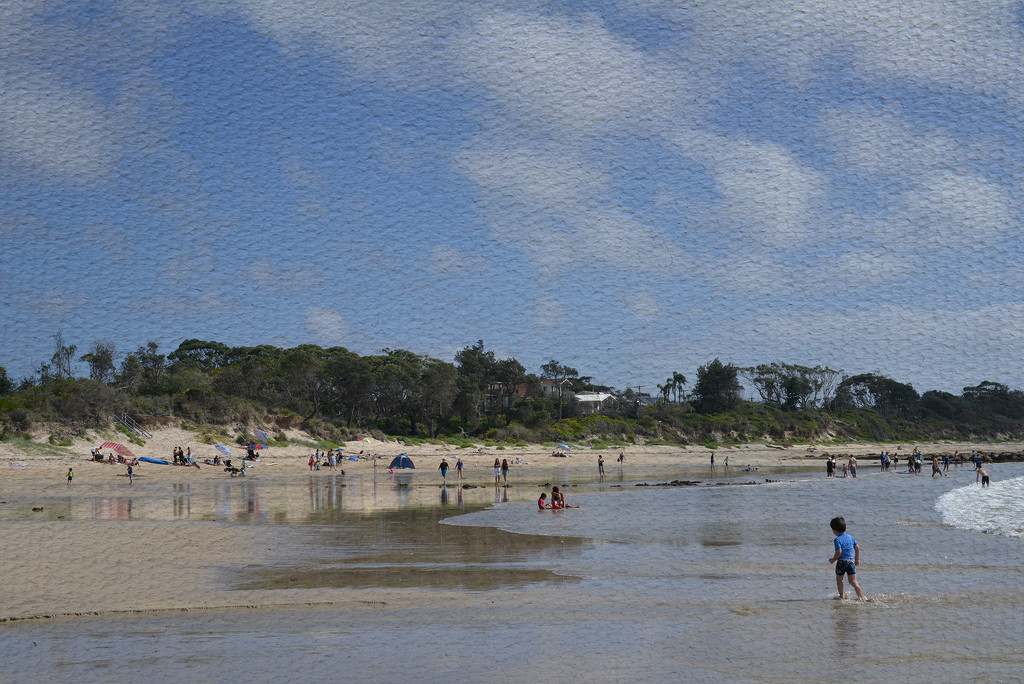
left=389, top=453, right=415, bottom=469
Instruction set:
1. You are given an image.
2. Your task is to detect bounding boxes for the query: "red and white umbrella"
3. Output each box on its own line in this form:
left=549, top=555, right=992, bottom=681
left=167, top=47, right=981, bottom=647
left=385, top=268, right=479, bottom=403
left=99, top=441, right=137, bottom=459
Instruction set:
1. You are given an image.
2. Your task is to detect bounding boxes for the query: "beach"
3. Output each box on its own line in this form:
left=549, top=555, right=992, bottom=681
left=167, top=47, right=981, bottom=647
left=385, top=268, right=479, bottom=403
left=2, top=429, right=1023, bottom=681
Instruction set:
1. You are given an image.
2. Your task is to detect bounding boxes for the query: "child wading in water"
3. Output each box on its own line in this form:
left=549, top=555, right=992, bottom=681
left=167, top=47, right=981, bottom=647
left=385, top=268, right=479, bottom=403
left=828, top=516, right=866, bottom=600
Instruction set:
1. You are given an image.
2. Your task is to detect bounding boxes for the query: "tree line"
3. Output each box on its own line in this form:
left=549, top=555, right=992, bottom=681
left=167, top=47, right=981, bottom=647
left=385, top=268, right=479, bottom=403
left=2, top=333, right=1024, bottom=444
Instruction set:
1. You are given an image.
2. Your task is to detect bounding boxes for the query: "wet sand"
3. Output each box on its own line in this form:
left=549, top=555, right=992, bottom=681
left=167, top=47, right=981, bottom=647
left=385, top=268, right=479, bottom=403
left=2, top=428, right=1021, bottom=623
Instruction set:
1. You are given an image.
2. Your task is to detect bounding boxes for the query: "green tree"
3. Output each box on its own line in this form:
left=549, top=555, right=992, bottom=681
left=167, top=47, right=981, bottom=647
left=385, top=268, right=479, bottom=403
left=541, top=359, right=578, bottom=420
left=116, top=353, right=144, bottom=394
left=833, top=373, right=919, bottom=419
left=277, top=345, right=330, bottom=419
left=420, top=357, right=458, bottom=437
left=491, top=357, right=527, bottom=424
left=80, top=340, right=117, bottom=383
left=454, top=340, right=496, bottom=424
left=324, top=348, right=374, bottom=428
left=0, top=366, right=14, bottom=395
left=692, top=359, right=742, bottom=413
left=370, top=349, right=426, bottom=434
left=44, top=330, right=77, bottom=380
left=168, top=339, right=231, bottom=372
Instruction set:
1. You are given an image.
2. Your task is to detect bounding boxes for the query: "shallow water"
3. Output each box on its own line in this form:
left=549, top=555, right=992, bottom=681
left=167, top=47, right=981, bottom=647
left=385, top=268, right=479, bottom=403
left=2, top=463, right=1022, bottom=682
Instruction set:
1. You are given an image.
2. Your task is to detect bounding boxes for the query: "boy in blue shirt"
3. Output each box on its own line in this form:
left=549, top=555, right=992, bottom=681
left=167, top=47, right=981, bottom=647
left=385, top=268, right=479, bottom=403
left=828, top=516, right=866, bottom=600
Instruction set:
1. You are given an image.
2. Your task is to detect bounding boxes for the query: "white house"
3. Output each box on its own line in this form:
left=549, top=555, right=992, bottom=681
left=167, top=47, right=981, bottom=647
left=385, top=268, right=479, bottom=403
left=574, top=391, right=615, bottom=415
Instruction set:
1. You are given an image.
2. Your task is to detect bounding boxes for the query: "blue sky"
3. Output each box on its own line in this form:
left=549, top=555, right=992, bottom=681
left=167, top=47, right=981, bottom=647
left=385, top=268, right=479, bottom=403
left=2, top=0, right=1023, bottom=395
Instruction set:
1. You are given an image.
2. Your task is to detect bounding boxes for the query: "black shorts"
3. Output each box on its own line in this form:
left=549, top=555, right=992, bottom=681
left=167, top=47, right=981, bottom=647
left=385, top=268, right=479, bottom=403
left=835, top=559, right=856, bottom=576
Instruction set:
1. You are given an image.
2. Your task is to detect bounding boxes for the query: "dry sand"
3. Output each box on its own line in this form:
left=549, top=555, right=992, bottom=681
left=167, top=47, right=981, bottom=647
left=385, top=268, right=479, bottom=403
left=2, top=427, right=1021, bottom=622
left=5, top=425, right=1021, bottom=485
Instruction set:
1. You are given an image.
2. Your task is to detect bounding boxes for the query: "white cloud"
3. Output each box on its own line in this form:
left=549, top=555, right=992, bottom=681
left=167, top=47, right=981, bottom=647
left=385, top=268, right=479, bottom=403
left=533, top=295, right=567, bottom=329
left=901, top=171, right=1012, bottom=242
left=670, top=130, right=825, bottom=248
left=0, top=70, right=119, bottom=182
left=818, top=106, right=963, bottom=180
left=236, top=0, right=466, bottom=91
left=455, top=138, right=688, bottom=274
left=305, top=308, right=349, bottom=345
left=625, top=290, right=660, bottom=321
left=452, top=9, right=685, bottom=135
left=832, top=1, right=1024, bottom=99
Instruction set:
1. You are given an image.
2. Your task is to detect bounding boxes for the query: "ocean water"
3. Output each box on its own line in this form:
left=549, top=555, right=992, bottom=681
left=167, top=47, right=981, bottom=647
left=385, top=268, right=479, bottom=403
left=3, top=463, right=1022, bottom=682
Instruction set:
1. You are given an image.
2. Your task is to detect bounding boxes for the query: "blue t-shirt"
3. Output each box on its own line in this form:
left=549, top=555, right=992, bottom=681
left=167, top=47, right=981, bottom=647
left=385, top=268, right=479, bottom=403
left=833, top=532, right=857, bottom=560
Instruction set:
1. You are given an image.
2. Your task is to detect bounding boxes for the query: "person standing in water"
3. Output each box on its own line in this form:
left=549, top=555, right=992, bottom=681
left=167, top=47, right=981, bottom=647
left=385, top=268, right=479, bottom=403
left=501, top=458, right=510, bottom=485
left=828, top=516, right=866, bottom=600
left=598, top=454, right=605, bottom=480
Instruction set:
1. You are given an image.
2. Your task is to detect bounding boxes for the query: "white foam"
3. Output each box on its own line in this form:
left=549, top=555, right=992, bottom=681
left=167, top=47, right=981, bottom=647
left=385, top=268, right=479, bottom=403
left=935, top=476, right=1024, bottom=538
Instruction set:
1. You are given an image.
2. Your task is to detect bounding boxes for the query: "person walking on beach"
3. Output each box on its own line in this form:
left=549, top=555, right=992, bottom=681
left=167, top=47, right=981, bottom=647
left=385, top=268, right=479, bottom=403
left=710, top=452, right=716, bottom=470
left=439, top=458, right=449, bottom=484
left=127, top=464, right=134, bottom=487
left=66, top=467, right=74, bottom=487
left=598, top=454, right=605, bottom=480
left=828, top=516, right=866, bottom=600
left=456, top=457, right=464, bottom=483
left=501, top=459, right=510, bottom=485
left=493, top=458, right=501, bottom=484
left=977, top=465, right=990, bottom=487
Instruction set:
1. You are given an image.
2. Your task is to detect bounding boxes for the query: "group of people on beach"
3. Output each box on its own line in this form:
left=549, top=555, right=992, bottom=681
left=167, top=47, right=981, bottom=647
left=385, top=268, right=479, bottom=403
left=537, top=486, right=577, bottom=509
left=171, top=446, right=196, bottom=467
left=825, top=447, right=994, bottom=487
left=436, top=457, right=518, bottom=486
left=825, top=454, right=859, bottom=478
left=308, top=449, right=343, bottom=471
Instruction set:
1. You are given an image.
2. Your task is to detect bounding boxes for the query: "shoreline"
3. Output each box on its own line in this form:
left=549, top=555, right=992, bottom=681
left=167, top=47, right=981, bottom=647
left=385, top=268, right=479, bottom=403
left=4, top=425, right=1023, bottom=487
left=2, top=426, right=1021, bottom=623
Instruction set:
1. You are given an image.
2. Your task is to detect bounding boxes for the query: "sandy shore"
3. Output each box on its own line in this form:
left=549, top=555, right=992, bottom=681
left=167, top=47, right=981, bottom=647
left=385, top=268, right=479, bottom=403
left=2, top=427, right=1021, bottom=622
left=4, top=425, right=1022, bottom=486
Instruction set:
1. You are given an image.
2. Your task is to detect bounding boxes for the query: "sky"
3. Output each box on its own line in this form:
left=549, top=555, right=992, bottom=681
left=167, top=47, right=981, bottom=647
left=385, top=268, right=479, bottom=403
left=1, top=0, right=1023, bottom=396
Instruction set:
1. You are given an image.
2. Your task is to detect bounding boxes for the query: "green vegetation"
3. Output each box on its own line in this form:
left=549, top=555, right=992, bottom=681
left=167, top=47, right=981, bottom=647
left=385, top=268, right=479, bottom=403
left=3, top=337, right=1024, bottom=447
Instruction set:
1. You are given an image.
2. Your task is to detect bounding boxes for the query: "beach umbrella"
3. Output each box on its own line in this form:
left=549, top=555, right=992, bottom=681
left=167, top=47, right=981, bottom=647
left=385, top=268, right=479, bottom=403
left=254, top=429, right=269, bottom=443
left=215, top=444, right=232, bottom=456
left=100, top=441, right=137, bottom=459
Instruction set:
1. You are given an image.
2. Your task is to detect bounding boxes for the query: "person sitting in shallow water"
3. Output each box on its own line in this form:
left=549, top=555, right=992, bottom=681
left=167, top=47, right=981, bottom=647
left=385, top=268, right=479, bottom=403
left=551, top=486, right=579, bottom=509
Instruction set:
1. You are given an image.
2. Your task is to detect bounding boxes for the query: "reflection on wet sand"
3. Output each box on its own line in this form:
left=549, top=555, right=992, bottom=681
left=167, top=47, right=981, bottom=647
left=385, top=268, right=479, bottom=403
left=0, top=471, right=559, bottom=523
left=237, top=503, right=586, bottom=592
left=0, top=471, right=592, bottom=597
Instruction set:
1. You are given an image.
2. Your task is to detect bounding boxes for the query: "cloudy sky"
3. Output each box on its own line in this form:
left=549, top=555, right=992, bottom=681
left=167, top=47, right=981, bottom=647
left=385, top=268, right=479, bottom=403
left=2, top=0, right=1022, bottom=395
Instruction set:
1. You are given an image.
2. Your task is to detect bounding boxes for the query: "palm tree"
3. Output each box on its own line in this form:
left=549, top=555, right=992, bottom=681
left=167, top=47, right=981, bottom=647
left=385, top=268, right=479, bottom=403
left=672, top=372, right=687, bottom=403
